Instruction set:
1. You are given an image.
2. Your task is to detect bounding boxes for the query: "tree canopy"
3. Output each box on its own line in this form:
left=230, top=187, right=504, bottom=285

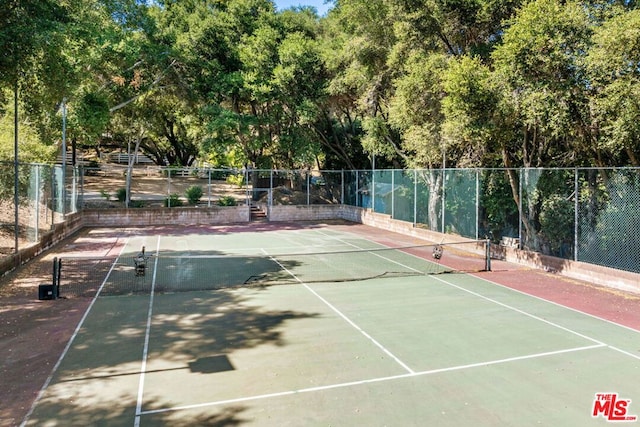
left=1, top=0, right=638, bottom=169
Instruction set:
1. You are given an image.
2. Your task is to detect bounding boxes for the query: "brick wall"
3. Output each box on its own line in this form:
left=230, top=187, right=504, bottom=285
left=0, top=212, right=84, bottom=277
left=81, top=206, right=250, bottom=227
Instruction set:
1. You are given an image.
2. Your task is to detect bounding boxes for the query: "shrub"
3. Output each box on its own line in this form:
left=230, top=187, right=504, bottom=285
left=226, top=174, right=245, bottom=187
left=99, top=189, right=110, bottom=200
left=185, top=185, right=203, bottom=205
left=218, top=196, right=237, bottom=206
left=116, top=188, right=127, bottom=202
left=164, top=194, right=183, bottom=207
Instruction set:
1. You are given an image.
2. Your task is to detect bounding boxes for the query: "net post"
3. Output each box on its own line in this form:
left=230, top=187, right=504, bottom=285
left=56, top=258, right=62, bottom=298
left=485, top=239, right=491, bottom=272
left=52, top=257, right=59, bottom=299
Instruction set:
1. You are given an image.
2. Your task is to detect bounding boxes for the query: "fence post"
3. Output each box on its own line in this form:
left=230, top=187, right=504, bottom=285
left=341, top=170, right=344, bottom=205
left=166, top=167, right=171, bottom=207
left=391, top=170, right=395, bottom=218
left=413, top=169, right=417, bottom=226
left=355, top=170, right=359, bottom=206
left=574, top=167, right=579, bottom=261
left=35, top=165, right=40, bottom=241
left=207, top=168, right=211, bottom=207
left=245, top=168, right=249, bottom=207
left=441, top=169, right=446, bottom=233
left=475, top=169, right=479, bottom=241
left=372, top=169, right=376, bottom=211
left=270, top=170, right=274, bottom=214
left=79, top=164, right=85, bottom=209
left=518, top=169, right=523, bottom=249
left=306, top=171, right=310, bottom=206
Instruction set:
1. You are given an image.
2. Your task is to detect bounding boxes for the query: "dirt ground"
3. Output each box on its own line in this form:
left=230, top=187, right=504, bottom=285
left=0, top=244, right=92, bottom=426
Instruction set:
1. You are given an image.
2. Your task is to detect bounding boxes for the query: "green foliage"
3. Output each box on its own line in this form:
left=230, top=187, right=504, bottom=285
left=481, top=171, right=519, bottom=239
left=491, top=0, right=591, bottom=166
left=442, top=56, right=497, bottom=167
left=185, top=185, right=203, bottom=205
left=72, top=91, right=111, bottom=144
left=164, top=194, right=183, bottom=207
left=226, top=174, right=245, bottom=187
left=0, top=108, right=57, bottom=163
left=2, top=0, right=640, bottom=173
left=539, top=194, right=574, bottom=255
left=586, top=10, right=640, bottom=159
left=218, top=195, right=238, bottom=206
left=388, top=53, right=448, bottom=168
left=116, top=188, right=127, bottom=202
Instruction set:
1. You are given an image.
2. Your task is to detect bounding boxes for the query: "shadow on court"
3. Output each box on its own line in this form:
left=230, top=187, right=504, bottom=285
left=24, top=287, right=320, bottom=426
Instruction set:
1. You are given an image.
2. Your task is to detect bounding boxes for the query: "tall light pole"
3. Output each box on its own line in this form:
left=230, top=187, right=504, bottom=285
left=14, top=81, right=19, bottom=253
left=61, top=98, right=67, bottom=218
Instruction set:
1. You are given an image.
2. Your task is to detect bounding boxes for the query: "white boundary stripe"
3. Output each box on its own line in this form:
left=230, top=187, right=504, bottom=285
left=323, top=227, right=640, bottom=335
left=475, top=275, right=640, bottom=336
left=20, top=238, right=131, bottom=427
left=138, top=343, right=605, bottom=416
left=430, top=275, right=607, bottom=346
left=134, top=236, right=161, bottom=427
left=318, top=230, right=640, bottom=351
left=608, top=345, right=640, bottom=361
left=261, top=248, right=415, bottom=374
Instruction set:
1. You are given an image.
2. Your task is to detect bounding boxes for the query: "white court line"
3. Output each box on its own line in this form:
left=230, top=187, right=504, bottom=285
left=134, top=236, right=162, bottom=427
left=138, top=343, right=605, bottom=416
left=261, top=248, right=415, bottom=374
left=320, top=228, right=640, bottom=334
left=20, top=237, right=131, bottom=427
left=430, top=275, right=606, bottom=346
left=133, top=229, right=638, bottom=421
left=317, top=229, right=640, bottom=361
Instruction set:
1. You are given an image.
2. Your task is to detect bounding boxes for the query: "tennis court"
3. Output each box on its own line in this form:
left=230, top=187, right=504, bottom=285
left=22, top=223, right=640, bottom=426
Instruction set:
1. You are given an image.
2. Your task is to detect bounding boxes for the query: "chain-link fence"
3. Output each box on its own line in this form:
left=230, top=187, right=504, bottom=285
left=1, top=163, right=638, bottom=274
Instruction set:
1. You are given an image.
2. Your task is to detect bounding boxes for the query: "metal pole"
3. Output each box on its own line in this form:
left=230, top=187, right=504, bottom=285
left=391, top=170, right=395, bottom=218
left=518, top=169, right=523, bottom=249
left=207, top=169, right=211, bottom=207
left=269, top=169, right=273, bottom=217
left=167, top=168, right=171, bottom=207
left=371, top=157, right=375, bottom=211
left=574, top=168, right=579, bottom=261
left=413, top=169, right=417, bottom=226
left=14, top=81, right=19, bottom=253
left=341, top=170, right=344, bottom=205
left=245, top=167, right=249, bottom=207
left=441, top=169, right=446, bottom=233
left=355, top=170, right=359, bottom=206
left=306, top=172, right=310, bottom=206
left=62, top=98, right=67, bottom=217
left=475, top=169, right=479, bottom=240
left=35, top=165, right=40, bottom=241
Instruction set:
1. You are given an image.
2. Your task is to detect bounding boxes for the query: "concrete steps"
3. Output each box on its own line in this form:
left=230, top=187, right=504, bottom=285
left=250, top=205, right=267, bottom=221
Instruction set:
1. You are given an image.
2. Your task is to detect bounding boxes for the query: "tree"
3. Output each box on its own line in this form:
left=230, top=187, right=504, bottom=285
left=492, top=0, right=593, bottom=168
left=586, top=9, right=640, bottom=166
left=441, top=55, right=497, bottom=168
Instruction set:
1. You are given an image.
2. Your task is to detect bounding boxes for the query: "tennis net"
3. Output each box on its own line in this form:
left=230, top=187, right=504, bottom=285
left=57, top=240, right=491, bottom=297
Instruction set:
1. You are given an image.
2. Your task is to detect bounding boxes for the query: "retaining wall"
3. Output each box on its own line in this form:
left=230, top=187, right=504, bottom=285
left=81, top=206, right=250, bottom=227
left=0, top=212, right=84, bottom=277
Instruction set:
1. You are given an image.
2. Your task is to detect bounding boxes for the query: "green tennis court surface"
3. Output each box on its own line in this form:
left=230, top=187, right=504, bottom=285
left=24, top=225, right=640, bottom=426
